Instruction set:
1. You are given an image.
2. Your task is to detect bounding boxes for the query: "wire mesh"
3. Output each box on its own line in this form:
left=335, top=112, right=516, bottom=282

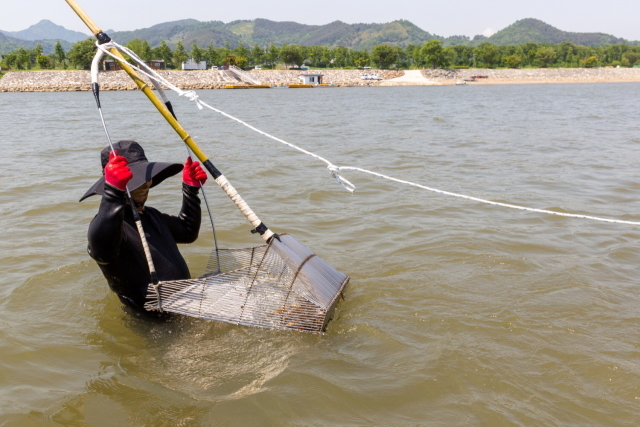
left=144, top=234, right=349, bottom=333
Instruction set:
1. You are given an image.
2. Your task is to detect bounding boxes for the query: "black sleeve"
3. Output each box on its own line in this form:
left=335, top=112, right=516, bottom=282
left=162, top=183, right=202, bottom=244
left=87, top=183, right=128, bottom=264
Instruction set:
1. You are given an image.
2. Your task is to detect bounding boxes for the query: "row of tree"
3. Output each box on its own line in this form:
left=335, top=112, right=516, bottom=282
left=2, top=38, right=640, bottom=71
left=1, top=42, right=69, bottom=70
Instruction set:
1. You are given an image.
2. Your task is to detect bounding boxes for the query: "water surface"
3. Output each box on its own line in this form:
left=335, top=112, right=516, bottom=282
left=1, top=83, right=639, bottom=426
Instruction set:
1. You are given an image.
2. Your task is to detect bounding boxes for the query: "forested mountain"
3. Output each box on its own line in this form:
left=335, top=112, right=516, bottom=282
left=484, top=19, right=627, bottom=47
left=0, top=32, right=72, bottom=55
left=0, top=20, right=89, bottom=43
left=107, top=18, right=637, bottom=49
left=1, top=17, right=638, bottom=56
left=109, top=19, right=443, bottom=50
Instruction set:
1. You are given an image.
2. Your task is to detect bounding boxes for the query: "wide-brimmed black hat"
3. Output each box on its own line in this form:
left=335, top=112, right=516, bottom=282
left=80, top=140, right=183, bottom=202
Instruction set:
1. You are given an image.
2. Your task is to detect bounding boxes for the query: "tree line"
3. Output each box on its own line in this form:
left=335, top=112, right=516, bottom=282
left=2, top=38, right=640, bottom=71
left=1, top=42, right=68, bottom=70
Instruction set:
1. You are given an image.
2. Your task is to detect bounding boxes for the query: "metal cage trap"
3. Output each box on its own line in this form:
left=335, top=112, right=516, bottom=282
left=145, top=234, right=349, bottom=333
left=72, top=0, right=350, bottom=334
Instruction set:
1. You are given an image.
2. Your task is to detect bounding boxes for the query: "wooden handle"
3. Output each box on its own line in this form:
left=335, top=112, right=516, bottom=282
left=64, top=0, right=102, bottom=35
left=214, top=175, right=274, bottom=242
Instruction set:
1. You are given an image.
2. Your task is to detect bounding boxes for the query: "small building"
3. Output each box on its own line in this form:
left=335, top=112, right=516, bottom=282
left=182, top=59, right=207, bottom=71
left=148, top=60, right=165, bottom=70
left=299, top=74, right=324, bottom=85
left=103, top=59, right=122, bottom=71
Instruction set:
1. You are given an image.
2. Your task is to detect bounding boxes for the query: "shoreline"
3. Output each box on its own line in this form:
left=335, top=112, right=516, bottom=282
left=441, top=78, right=640, bottom=85
left=0, top=69, right=402, bottom=92
left=422, top=67, right=640, bottom=86
left=1, top=68, right=639, bottom=92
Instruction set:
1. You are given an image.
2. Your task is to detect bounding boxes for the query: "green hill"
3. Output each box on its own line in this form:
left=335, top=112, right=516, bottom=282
left=0, top=19, right=89, bottom=43
left=0, top=32, right=73, bottom=54
left=110, top=19, right=443, bottom=50
left=1, top=18, right=637, bottom=56
left=108, top=18, right=634, bottom=49
left=484, top=18, right=626, bottom=46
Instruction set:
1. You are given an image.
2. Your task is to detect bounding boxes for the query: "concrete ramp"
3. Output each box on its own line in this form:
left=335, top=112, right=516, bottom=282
left=219, top=70, right=239, bottom=82
left=378, top=70, right=439, bottom=86
left=227, top=66, right=262, bottom=85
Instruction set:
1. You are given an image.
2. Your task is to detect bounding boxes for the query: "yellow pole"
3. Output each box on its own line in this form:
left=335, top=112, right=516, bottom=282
left=64, top=0, right=210, bottom=164
left=64, top=0, right=276, bottom=242
left=64, top=0, right=102, bottom=35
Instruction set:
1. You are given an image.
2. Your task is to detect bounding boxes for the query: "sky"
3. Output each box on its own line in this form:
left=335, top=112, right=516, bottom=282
left=2, top=0, right=639, bottom=41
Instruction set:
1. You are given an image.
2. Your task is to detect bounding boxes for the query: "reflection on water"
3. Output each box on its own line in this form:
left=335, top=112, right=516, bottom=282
left=1, top=83, right=640, bottom=426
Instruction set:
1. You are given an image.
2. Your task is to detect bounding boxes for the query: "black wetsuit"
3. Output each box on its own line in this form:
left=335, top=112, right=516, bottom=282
left=87, top=183, right=202, bottom=312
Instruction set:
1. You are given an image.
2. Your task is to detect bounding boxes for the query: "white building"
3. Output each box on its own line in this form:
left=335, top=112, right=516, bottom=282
left=299, top=74, right=324, bottom=85
left=182, top=59, right=207, bottom=70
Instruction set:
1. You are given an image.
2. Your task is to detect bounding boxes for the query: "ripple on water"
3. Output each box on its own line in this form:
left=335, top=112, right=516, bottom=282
left=1, top=84, right=640, bottom=425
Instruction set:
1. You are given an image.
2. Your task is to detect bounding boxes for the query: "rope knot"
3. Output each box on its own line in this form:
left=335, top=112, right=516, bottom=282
left=327, top=164, right=356, bottom=193
left=180, top=90, right=204, bottom=110
left=97, top=41, right=116, bottom=50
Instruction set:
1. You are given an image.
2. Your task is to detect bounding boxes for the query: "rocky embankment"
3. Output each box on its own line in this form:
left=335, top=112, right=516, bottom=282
left=2, top=68, right=638, bottom=92
left=0, top=69, right=403, bottom=92
left=421, top=67, right=640, bottom=84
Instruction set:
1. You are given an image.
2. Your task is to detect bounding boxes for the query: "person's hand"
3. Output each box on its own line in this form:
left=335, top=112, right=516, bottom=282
left=104, top=151, right=132, bottom=190
left=182, top=157, right=207, bottom=187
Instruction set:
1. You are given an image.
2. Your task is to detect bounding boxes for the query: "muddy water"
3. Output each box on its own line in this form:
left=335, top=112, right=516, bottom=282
left=0, top=83, right=639, bottom=426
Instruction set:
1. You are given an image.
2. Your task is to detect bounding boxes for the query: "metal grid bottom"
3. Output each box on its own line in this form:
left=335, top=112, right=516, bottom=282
left=145, top=234, right=349, bottom=333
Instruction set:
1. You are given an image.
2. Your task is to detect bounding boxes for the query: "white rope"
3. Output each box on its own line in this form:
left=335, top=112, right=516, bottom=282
left=95, top=41, right=640, bottom=227
left=96, top=42, right=205, bottom=109
left=332, top=166, right=640, bottom=225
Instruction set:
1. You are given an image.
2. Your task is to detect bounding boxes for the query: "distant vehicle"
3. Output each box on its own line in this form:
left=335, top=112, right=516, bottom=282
left=254, top=66, right=262, bottom=70
left=361, top=73, right=382, bottom=81
left=363, top=66, right=371, bottom=69
left=182, top=59, right=207, bottom=70
left=300, top=66, right=309, bottom=70
left=211, top=66, right=219, bottom=70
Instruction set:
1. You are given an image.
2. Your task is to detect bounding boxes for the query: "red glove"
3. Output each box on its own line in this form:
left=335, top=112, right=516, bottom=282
left=104, top=151, right=133, bottom=191
left=183, top=157, right=207, bottom=187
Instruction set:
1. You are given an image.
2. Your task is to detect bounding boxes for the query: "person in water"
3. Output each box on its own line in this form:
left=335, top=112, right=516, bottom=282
left=80, top=140, right=207, bottom=315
